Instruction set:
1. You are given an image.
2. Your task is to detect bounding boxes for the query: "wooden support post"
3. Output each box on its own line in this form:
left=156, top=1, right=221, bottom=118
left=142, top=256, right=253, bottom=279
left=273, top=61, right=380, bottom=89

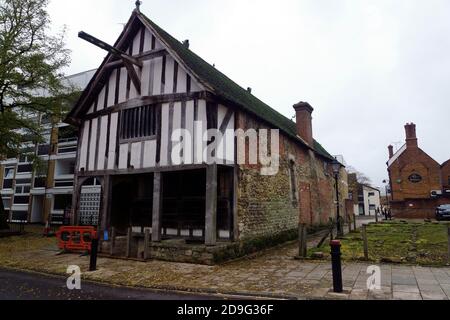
left=110, top=227, right=116, bottom=256
left=375, top=209, right=379, bottom=223
left=353, top=214, right=357, bottom=231
left=362, top=224, right=369, bottom=260
left=298, top=223, right=307, bottom=258
left=348, top=215, right=352, bottom=233
left=100, top=176, right=111, bottom=233
left=126, top=227, right=132, bottom=258
left=144, top=228, right=150, bottom=260
left=205, top=164, right=218, bottom=246
left=152, top=172, right=162, bottom=242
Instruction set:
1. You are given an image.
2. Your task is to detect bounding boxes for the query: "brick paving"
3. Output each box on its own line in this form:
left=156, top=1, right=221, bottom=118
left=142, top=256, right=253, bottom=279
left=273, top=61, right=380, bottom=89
left=1, top=217, right=450, bottom=300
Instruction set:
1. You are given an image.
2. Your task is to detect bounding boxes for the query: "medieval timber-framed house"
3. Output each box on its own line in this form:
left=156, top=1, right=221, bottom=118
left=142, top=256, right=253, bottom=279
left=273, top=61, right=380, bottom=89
left=66, top=7, right=338, bottom=263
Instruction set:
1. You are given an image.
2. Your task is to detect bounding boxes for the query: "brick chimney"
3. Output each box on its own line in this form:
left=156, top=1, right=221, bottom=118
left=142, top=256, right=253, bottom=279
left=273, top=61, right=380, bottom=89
left=293, top=102, right=314, bottom=146
left=404, top=123, right=418, bottom=148
left=388, top=145, right=394, bottom=158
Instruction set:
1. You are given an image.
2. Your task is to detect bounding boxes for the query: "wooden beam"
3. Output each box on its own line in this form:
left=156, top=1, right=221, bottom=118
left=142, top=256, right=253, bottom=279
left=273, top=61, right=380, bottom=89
left=144, top=228, right=150, bottom=260
left=99, top=175, right=111, bottom=232
left=205, top=164, right=218, bottom=246
left=110, top=227, right=116, bottom=256
left=75, top=163, right=234, bottom=178
left=152, top=172, right=163, bottom=242
left=78, top=31, right=142, bottom=68
left=83, top=91, right=213, bottom=121
left=104, top=48, right=167, bottom=70
left=123, top=59, right=142, bottom=96
left=126, top=227, right=132, bottom=258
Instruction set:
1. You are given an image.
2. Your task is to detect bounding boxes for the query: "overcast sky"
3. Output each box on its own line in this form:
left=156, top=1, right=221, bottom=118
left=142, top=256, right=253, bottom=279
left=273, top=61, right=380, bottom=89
left=48, top=0, right=450, bottom=189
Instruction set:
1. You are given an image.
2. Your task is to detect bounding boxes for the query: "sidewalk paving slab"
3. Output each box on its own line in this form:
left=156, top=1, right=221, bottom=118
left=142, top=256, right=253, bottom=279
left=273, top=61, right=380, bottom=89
left=393, top=292, right=422, bottom=300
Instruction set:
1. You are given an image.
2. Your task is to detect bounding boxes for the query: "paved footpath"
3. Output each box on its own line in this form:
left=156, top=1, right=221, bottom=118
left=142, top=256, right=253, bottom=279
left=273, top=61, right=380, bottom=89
left=1, top=217, right=450, bottom=300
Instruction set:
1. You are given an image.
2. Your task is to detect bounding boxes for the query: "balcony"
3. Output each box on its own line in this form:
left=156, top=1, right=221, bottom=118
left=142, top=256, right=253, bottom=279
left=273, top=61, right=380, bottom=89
left=54, top=179, right=74, bottom=188
left=37, top=144, right=51, bottom=156
left=2, top=179, right=13, bottom=189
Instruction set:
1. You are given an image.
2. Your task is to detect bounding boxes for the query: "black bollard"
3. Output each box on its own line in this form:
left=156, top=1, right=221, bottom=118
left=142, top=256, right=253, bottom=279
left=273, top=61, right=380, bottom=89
left=89, top=233, right=99, bottom=272
left=330, top=240, right=343, bottom=293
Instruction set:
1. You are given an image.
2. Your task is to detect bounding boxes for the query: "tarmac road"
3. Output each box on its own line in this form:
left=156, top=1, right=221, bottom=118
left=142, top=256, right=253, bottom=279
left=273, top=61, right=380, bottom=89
left=0, top=268, right=233, bottom=300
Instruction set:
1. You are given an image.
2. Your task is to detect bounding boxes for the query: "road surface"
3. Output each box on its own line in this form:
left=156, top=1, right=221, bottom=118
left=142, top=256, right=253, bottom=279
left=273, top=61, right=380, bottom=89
left=0, top=268, right=232, bottom=300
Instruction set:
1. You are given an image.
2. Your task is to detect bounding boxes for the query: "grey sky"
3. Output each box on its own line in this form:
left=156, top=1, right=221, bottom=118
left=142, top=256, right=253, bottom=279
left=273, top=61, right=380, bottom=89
left=48, top=0, right=450, bottom=188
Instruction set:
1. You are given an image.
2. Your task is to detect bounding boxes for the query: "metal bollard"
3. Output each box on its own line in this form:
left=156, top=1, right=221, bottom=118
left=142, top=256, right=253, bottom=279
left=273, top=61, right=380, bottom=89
left=330, top=240, right=343, bottom=293
left=89, top=234, right=99, bottom=272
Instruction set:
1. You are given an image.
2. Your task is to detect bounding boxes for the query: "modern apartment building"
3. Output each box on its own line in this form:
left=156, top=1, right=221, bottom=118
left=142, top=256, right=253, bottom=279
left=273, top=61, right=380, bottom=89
left=0, top=70, right=96, bottom=224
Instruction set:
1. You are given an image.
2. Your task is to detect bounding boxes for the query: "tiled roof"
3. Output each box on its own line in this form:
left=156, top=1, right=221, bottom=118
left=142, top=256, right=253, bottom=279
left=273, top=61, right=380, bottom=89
left=140, top=13, right=334, bottom=161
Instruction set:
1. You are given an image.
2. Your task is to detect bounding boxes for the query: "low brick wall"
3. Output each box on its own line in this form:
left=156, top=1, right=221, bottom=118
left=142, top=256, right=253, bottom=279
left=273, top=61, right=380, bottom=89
left=390, top=198, right=450, bottom=219
left=100, top=228, right=304, bottom=265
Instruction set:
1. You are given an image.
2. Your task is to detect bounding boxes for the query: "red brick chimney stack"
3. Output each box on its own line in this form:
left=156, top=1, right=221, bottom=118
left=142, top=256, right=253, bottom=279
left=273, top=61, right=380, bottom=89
left=404, top=123, right=418, bottom=148
left=388, top=145, right=394, bottom=158
left=293, top=102, right=314, bottom=146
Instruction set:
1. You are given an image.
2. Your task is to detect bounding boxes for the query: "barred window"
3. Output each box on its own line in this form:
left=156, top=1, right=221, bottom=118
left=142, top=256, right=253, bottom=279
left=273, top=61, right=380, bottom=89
left=120, top=105, right=157, bottom=140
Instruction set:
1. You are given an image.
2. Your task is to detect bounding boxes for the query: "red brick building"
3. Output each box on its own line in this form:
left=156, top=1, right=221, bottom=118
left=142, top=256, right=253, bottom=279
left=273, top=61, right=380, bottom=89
left=386, top=123, right=450, bottom=219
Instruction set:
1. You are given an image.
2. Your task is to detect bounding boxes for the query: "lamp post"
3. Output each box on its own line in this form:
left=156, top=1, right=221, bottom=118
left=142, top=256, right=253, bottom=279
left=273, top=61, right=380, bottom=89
left=382, top=180, right=390, bottom=206
left=382, top=179, right=390, bottom=220
left=332, top=159, right=343, bottom=237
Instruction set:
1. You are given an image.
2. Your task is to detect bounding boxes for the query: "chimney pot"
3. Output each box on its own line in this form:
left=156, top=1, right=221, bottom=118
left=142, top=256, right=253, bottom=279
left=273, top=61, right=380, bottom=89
left=247, top=87, right=252, bottom=94
left=404, top=122, right=418, bottom=148
left=388, top=145, right=394, bottom=158
left=183, top=40, right=190, bottom=49
left=293, top=102, right=314, bottom=146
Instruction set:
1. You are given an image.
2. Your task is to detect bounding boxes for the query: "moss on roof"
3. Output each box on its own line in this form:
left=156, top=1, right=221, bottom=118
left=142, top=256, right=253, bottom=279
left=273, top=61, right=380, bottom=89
left=140, top=13, right=333, bottom=161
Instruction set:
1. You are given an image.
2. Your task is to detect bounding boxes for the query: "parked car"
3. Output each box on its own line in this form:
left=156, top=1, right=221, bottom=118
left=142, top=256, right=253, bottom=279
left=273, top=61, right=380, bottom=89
left=435, top=204, right=450, bottom=221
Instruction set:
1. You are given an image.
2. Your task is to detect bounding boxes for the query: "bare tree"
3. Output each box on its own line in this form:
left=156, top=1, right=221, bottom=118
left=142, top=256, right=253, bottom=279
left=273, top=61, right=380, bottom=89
left=347, top=165, right=373, bottom=186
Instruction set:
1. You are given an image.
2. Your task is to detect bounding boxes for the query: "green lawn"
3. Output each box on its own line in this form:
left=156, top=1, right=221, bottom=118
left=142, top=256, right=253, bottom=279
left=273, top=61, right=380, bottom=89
left=308, top=221, right=450, bottom=266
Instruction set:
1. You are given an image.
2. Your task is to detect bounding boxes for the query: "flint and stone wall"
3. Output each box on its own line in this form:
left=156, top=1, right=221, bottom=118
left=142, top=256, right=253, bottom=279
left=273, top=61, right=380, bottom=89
left=235, top=111, right=335, bottom=242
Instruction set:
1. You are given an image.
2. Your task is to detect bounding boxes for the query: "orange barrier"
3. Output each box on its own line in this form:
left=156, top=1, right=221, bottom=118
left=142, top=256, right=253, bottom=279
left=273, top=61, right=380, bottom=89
left=56, top=226, right=97, bottom=252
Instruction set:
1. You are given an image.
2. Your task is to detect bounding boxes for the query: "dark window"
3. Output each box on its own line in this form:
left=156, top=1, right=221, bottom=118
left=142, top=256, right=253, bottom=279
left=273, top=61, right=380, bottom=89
left=4, top=167, right=15, bottom=179
left=11, top=211, right=27, bottom=222
left=58, top=146, right=77, bottom=154
left=15, top=179, right=31, bottom=185
left=349, top=192, right=353, bottom=200
left=58, top=126, right=78, bottom=143
left=408, top=174, right=422, bottom=183
left=2, top=198, right=11, bottom=209
left=369, top=204, right=376, bottom=210
left=17, top=164, right=33, bottom=173
left=18, top=154, right=32, bottom=163
left=82, top=178, right=100, bottom=186
left=120, top=105, right=157, bottom=140
left=368, top=192, right=375, bottom=197
left=54, top=194, right=72, bottom=211
left=2, top=179, right=13, bottom=189
left=54, top=180, right=74, bottom=188
left=13, top=196, right=30, bottom=204
left=37, top=144, right=51, bottom=156
left=34, top=177, right=47, bottom=188
left=15, top=186, right=30, bottom=194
